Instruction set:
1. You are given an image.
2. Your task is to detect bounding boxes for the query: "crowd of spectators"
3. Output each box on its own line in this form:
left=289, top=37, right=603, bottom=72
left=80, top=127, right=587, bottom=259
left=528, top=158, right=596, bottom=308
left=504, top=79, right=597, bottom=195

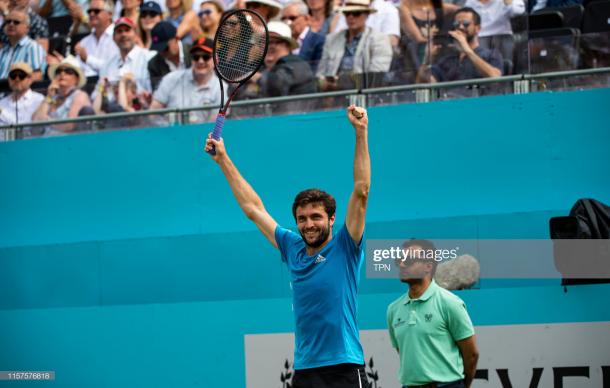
left=0, top=0, right=607, bottom=136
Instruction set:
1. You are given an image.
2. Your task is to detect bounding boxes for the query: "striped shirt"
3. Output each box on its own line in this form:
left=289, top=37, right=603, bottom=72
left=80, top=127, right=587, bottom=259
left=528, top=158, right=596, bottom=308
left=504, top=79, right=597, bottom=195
left=0, top=9, right=49, bottom=45
left=0, top=36, right=47, bottom=79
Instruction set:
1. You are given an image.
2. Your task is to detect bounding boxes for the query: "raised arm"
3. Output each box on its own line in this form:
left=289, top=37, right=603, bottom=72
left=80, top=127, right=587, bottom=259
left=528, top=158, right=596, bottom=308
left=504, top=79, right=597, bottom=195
left=345, top=105, right=371, bottom=244
left=205, top=134, right=278, bottom=248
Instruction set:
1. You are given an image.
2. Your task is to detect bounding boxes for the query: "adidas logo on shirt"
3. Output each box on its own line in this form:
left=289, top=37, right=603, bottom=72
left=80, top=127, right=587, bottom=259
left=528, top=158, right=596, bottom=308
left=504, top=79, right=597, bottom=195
left=315, top=255, right=326, bottom=264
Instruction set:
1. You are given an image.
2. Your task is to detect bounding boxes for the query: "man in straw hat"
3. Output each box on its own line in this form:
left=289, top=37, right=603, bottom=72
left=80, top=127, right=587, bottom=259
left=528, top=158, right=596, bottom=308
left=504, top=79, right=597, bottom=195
left=316, top=0, right=392, bottom=91
left=259, top=21, right=316, bottom=99
left=333, top=0, right=400, bottom=47
left=0, top=62, right=44, bottom=135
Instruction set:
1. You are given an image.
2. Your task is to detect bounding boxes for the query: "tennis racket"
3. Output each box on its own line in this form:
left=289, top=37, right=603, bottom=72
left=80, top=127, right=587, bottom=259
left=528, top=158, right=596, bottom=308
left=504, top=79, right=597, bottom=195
left=206, top=9, right=269, bottom=155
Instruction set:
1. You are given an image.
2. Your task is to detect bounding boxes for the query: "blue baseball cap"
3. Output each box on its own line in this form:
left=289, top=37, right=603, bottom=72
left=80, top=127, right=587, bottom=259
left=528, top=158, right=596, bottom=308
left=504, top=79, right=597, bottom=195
left=140, top=1, right=162, bottom=14
left=150, top=21, right=177, bottom=52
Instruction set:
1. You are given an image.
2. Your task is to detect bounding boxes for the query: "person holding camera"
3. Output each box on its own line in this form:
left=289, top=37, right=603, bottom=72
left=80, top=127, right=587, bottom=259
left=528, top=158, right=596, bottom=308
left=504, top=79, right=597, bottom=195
left=416, top=7, right=503, bottom=83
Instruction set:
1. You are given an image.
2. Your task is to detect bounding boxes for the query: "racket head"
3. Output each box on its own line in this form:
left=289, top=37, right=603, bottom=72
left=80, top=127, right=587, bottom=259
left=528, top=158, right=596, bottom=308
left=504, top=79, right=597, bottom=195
left=213, top=9, right=269, bottom=84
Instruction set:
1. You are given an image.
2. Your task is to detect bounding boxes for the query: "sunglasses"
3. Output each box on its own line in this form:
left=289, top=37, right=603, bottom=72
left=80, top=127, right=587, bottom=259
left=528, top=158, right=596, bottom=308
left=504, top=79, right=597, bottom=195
left=4, top=19, right=22, bottom=26
left=56, top=67, right=77, bottom=76
left=140, top=11, right=160, bottom=18
left=87, top=8, right=102, bottom=14
left=281, top=15, right=300, bottom=22
left=453, top=20, right=472, bottom=28
left=8, top=71, right=28, bottom=80
left=344, top=11, right=364, bottom=17
left=192, top=53, right=212, bottom=62
left=199, top=9, right=213, bottom=16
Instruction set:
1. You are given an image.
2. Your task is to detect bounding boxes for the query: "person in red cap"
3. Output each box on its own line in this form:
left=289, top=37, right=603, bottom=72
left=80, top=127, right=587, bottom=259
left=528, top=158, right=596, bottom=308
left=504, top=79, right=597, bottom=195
left=97, top=16, right=156, bottom=95
left=150, top=37, right=223, bottom=124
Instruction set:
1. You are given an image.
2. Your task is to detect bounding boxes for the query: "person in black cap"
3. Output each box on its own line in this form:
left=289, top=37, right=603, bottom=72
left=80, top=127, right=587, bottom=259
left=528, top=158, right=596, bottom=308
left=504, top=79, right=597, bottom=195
left=150, top=37, right=223, bottom=123
left=138, top=1, right=163, bottom=49
left=147, top=20, right=192, bottom=91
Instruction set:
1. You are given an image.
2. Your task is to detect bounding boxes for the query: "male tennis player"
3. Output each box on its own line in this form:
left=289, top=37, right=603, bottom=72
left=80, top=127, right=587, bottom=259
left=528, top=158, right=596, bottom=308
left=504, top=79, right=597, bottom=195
left=205, top=105, right=370, bottom=388
left=387, top=239, right=479, bottom=388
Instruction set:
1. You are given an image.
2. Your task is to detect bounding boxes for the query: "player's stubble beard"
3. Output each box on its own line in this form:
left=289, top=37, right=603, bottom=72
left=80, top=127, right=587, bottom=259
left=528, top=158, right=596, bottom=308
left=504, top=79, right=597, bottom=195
left=299, top=221, right=331, bottom=249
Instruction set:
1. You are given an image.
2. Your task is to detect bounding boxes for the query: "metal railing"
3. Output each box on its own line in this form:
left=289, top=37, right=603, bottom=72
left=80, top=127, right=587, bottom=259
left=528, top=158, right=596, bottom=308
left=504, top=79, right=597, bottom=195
left=1, top=66, right=609, bottom=141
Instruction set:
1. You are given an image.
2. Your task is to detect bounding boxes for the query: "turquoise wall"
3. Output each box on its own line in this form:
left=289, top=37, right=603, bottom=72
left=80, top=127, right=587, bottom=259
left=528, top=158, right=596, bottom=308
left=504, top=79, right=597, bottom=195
left=1, top=88, right=610, bottom=387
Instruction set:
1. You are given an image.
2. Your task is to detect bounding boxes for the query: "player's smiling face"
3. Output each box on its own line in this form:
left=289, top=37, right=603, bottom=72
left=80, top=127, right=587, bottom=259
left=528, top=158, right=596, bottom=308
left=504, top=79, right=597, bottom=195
left=296, top=202, right=335, bottom=249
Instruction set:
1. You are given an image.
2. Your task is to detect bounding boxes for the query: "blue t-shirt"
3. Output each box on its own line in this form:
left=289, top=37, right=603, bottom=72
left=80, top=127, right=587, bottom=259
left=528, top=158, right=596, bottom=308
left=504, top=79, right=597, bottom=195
left=275, top=224, right=365, bottom=370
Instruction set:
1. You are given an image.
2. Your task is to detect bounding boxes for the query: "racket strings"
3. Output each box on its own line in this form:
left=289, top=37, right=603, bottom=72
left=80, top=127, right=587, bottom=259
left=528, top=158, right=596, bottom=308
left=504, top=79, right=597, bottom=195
left=215, top=12, right=267, bottom=83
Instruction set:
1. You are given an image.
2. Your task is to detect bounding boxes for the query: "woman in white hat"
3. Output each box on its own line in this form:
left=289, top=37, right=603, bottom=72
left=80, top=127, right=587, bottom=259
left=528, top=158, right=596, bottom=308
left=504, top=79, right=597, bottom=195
left=32, top=55, right=92, bottom=136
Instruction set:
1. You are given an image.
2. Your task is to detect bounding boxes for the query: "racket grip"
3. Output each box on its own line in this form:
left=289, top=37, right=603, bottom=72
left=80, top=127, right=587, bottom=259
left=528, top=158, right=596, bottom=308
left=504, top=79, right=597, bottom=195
left=207, top=113, right=225, bottom=155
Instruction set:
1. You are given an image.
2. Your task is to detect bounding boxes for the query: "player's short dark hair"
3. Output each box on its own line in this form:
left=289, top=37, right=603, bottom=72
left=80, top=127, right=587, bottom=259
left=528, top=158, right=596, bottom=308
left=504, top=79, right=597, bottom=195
left=292, top=188, right=336, bottom=219
left=454, top=7, right=481, bottom=26
left=402, top=239, right=439, bottom=277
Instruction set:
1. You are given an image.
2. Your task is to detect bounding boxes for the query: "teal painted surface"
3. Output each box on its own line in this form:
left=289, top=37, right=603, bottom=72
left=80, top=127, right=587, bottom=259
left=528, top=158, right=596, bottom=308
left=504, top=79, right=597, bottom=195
left=1, top=285, right=610, bottom=388
left=1, top=89, right=610, bottom=387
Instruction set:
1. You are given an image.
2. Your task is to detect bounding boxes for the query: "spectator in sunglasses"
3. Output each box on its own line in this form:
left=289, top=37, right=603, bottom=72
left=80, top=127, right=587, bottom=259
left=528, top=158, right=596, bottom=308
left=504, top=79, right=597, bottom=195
left=74, top=0, right=120, bottom=76
left=32, top=55, right=92, bottom=136
left=150, top=37, right=223, bottom=123
left=463, top=0, right=524, bottom=72
left=147, top=20, right=191, bottom=90
left=316, top=0, right=392, bottom=90
left=197, top=0, right=222, bottom=38
left=281, top=0, right=325, bottom=73
left=0, top=0, right=49, bottom=52
left=0, top=62, right=44, bottom=134
left=0, top=9, right=46, bottom=80
left=138, top=0, right=163, bottom=49
left=416, top=7, right=502, bottom=83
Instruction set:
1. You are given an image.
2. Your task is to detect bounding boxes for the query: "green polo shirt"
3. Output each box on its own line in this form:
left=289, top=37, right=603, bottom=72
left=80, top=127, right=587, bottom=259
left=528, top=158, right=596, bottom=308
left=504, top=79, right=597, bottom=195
left=386, top=280, right=475, bottom=386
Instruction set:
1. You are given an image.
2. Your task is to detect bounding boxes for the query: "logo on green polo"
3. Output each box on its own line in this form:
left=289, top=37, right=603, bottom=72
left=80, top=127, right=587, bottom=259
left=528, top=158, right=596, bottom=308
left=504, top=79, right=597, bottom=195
left=424, top=313, right=433, bottom=322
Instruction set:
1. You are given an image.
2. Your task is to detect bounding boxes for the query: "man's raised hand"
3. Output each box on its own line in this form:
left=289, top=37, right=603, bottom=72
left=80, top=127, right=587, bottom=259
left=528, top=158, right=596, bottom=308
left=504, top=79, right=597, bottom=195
left=205, top=133, right=227, bottom=162
left=347, top=105, right=368, bottom=131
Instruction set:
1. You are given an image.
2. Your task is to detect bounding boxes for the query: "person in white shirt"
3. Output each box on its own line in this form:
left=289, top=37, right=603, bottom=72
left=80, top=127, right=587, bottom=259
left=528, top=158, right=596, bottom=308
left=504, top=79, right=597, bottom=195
left=150, top=37, right=223, bottom=123
left=98, top=16, right=155, bottom=95
left=0, top=62, right=44, bottom=140
left=463, top=0, right=524, bottom=69
left=333, top=0, right=400, bottom=47
left=74, top=0, right=120, bottom=76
